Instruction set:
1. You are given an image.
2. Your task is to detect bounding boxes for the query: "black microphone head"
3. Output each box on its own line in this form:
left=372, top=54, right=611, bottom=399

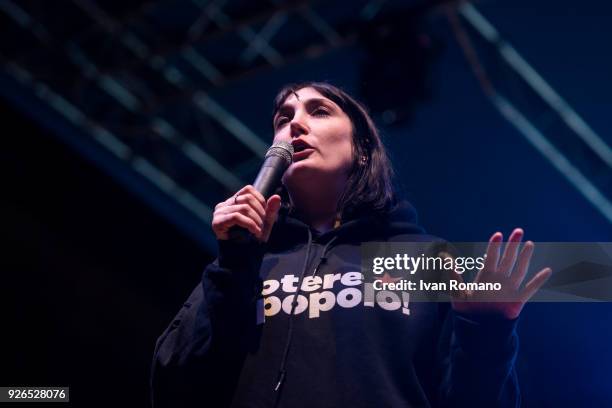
left=265, top=141, right=294, bottom=165
left=252, top=141, right=294, bottom=199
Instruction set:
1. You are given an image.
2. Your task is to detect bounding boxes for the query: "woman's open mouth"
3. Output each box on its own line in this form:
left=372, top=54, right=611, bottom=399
left=292, top=148, right=314, bottom=162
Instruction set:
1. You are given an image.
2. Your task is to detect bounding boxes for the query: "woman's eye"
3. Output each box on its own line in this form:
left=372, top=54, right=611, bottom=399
left=312, top=108, right=330, bottom=117
left=276, top=116, right=289, bottom=127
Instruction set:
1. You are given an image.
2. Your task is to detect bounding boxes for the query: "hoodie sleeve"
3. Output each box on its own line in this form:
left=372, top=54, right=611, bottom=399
left=150, top=239, right=265, bottom=408
left=437, top=306, right=521, bottom=408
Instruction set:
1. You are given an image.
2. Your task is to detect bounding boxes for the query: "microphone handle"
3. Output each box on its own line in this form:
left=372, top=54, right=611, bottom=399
left=228, top=155, right=288, bottom=243
left=253, top=155, right=289, bottom=199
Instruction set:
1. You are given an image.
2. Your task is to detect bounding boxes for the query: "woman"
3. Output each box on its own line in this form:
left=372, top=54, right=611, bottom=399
left=151, top=82, right=551, bottom=407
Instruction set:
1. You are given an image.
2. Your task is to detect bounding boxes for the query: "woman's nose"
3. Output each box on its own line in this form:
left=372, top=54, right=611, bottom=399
left=290, top=115, right=309, bottom=138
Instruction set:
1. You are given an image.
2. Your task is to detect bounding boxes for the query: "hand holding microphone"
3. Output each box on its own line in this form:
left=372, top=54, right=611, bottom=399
left=212, top=185, right=281, bottom=242
left=212, top=142, right=293, bottom=243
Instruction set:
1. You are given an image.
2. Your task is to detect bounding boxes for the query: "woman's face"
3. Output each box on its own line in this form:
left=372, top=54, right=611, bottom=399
left=273, top=87, right=354, bottom=194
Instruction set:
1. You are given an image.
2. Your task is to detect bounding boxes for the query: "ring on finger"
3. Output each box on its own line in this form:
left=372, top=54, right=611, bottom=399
left=233, top=194, right=239, bottom=205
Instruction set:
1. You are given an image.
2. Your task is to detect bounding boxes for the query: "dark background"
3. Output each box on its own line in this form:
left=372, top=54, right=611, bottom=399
left=2, top=102, right=208, bottom=406
left=2, top=0, right=612, bottom=407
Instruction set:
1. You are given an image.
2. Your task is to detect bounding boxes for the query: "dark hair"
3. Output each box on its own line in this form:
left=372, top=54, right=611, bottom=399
left=272, top=82, right=396, bottom=221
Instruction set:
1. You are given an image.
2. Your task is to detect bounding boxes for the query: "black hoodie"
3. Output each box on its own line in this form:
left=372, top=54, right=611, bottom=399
left=151, top=202, right=520, bottom=408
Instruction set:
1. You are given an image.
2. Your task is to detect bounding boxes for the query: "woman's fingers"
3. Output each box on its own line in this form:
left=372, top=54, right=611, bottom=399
left=216, top=185, right=265, bottom=211
left=236, top=185, right=266, bottom=206
left=261, top=195, right=282, bottom=242
left=510, top=241, right=534, bottom=289
left=213, top=212, right=262, bottom=237
left=499, top=228, right=524, bottom=276
left=479, top=232, right=503, bottom=280
left=238, top=189, right=266, bottom=218
left=227, top=186, right=266, bottom=217
left=216, top=204, right=264, bottom=229
left=212, top=185, right=267, bottom=240
left=520, top=267, right=553, bottom=302
left=479, top=228, right=524, bottom=281
left=456, top=227, right=551, bottom=317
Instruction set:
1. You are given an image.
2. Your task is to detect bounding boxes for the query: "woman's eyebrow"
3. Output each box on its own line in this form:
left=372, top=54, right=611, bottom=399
left=275, top=97, right=337, bottom=121
left=304, top=98, right=337, bottom=110
left=276, top=104, right=293, bottom=115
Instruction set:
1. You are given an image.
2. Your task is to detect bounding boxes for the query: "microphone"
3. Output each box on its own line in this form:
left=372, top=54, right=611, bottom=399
left=253, top=141, right=294, bottom=199
left=229, top=141, right=293, bottom=242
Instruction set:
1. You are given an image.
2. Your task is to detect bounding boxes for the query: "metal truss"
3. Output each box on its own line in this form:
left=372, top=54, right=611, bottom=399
left=0, top=0, right=418, bottom=249
left=449, top=4, right=612, bottom=223
left=2, top=0, right=607, bottom=251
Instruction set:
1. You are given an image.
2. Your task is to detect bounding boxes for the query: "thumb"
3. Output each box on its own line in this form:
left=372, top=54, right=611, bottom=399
left=261, top=195, right=282, bottom=242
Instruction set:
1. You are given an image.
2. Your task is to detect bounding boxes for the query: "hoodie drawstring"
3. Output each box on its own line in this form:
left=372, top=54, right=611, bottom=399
left=273, top=232, right=338, bottom=396
left=310, top=235, right=337, bottom=278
